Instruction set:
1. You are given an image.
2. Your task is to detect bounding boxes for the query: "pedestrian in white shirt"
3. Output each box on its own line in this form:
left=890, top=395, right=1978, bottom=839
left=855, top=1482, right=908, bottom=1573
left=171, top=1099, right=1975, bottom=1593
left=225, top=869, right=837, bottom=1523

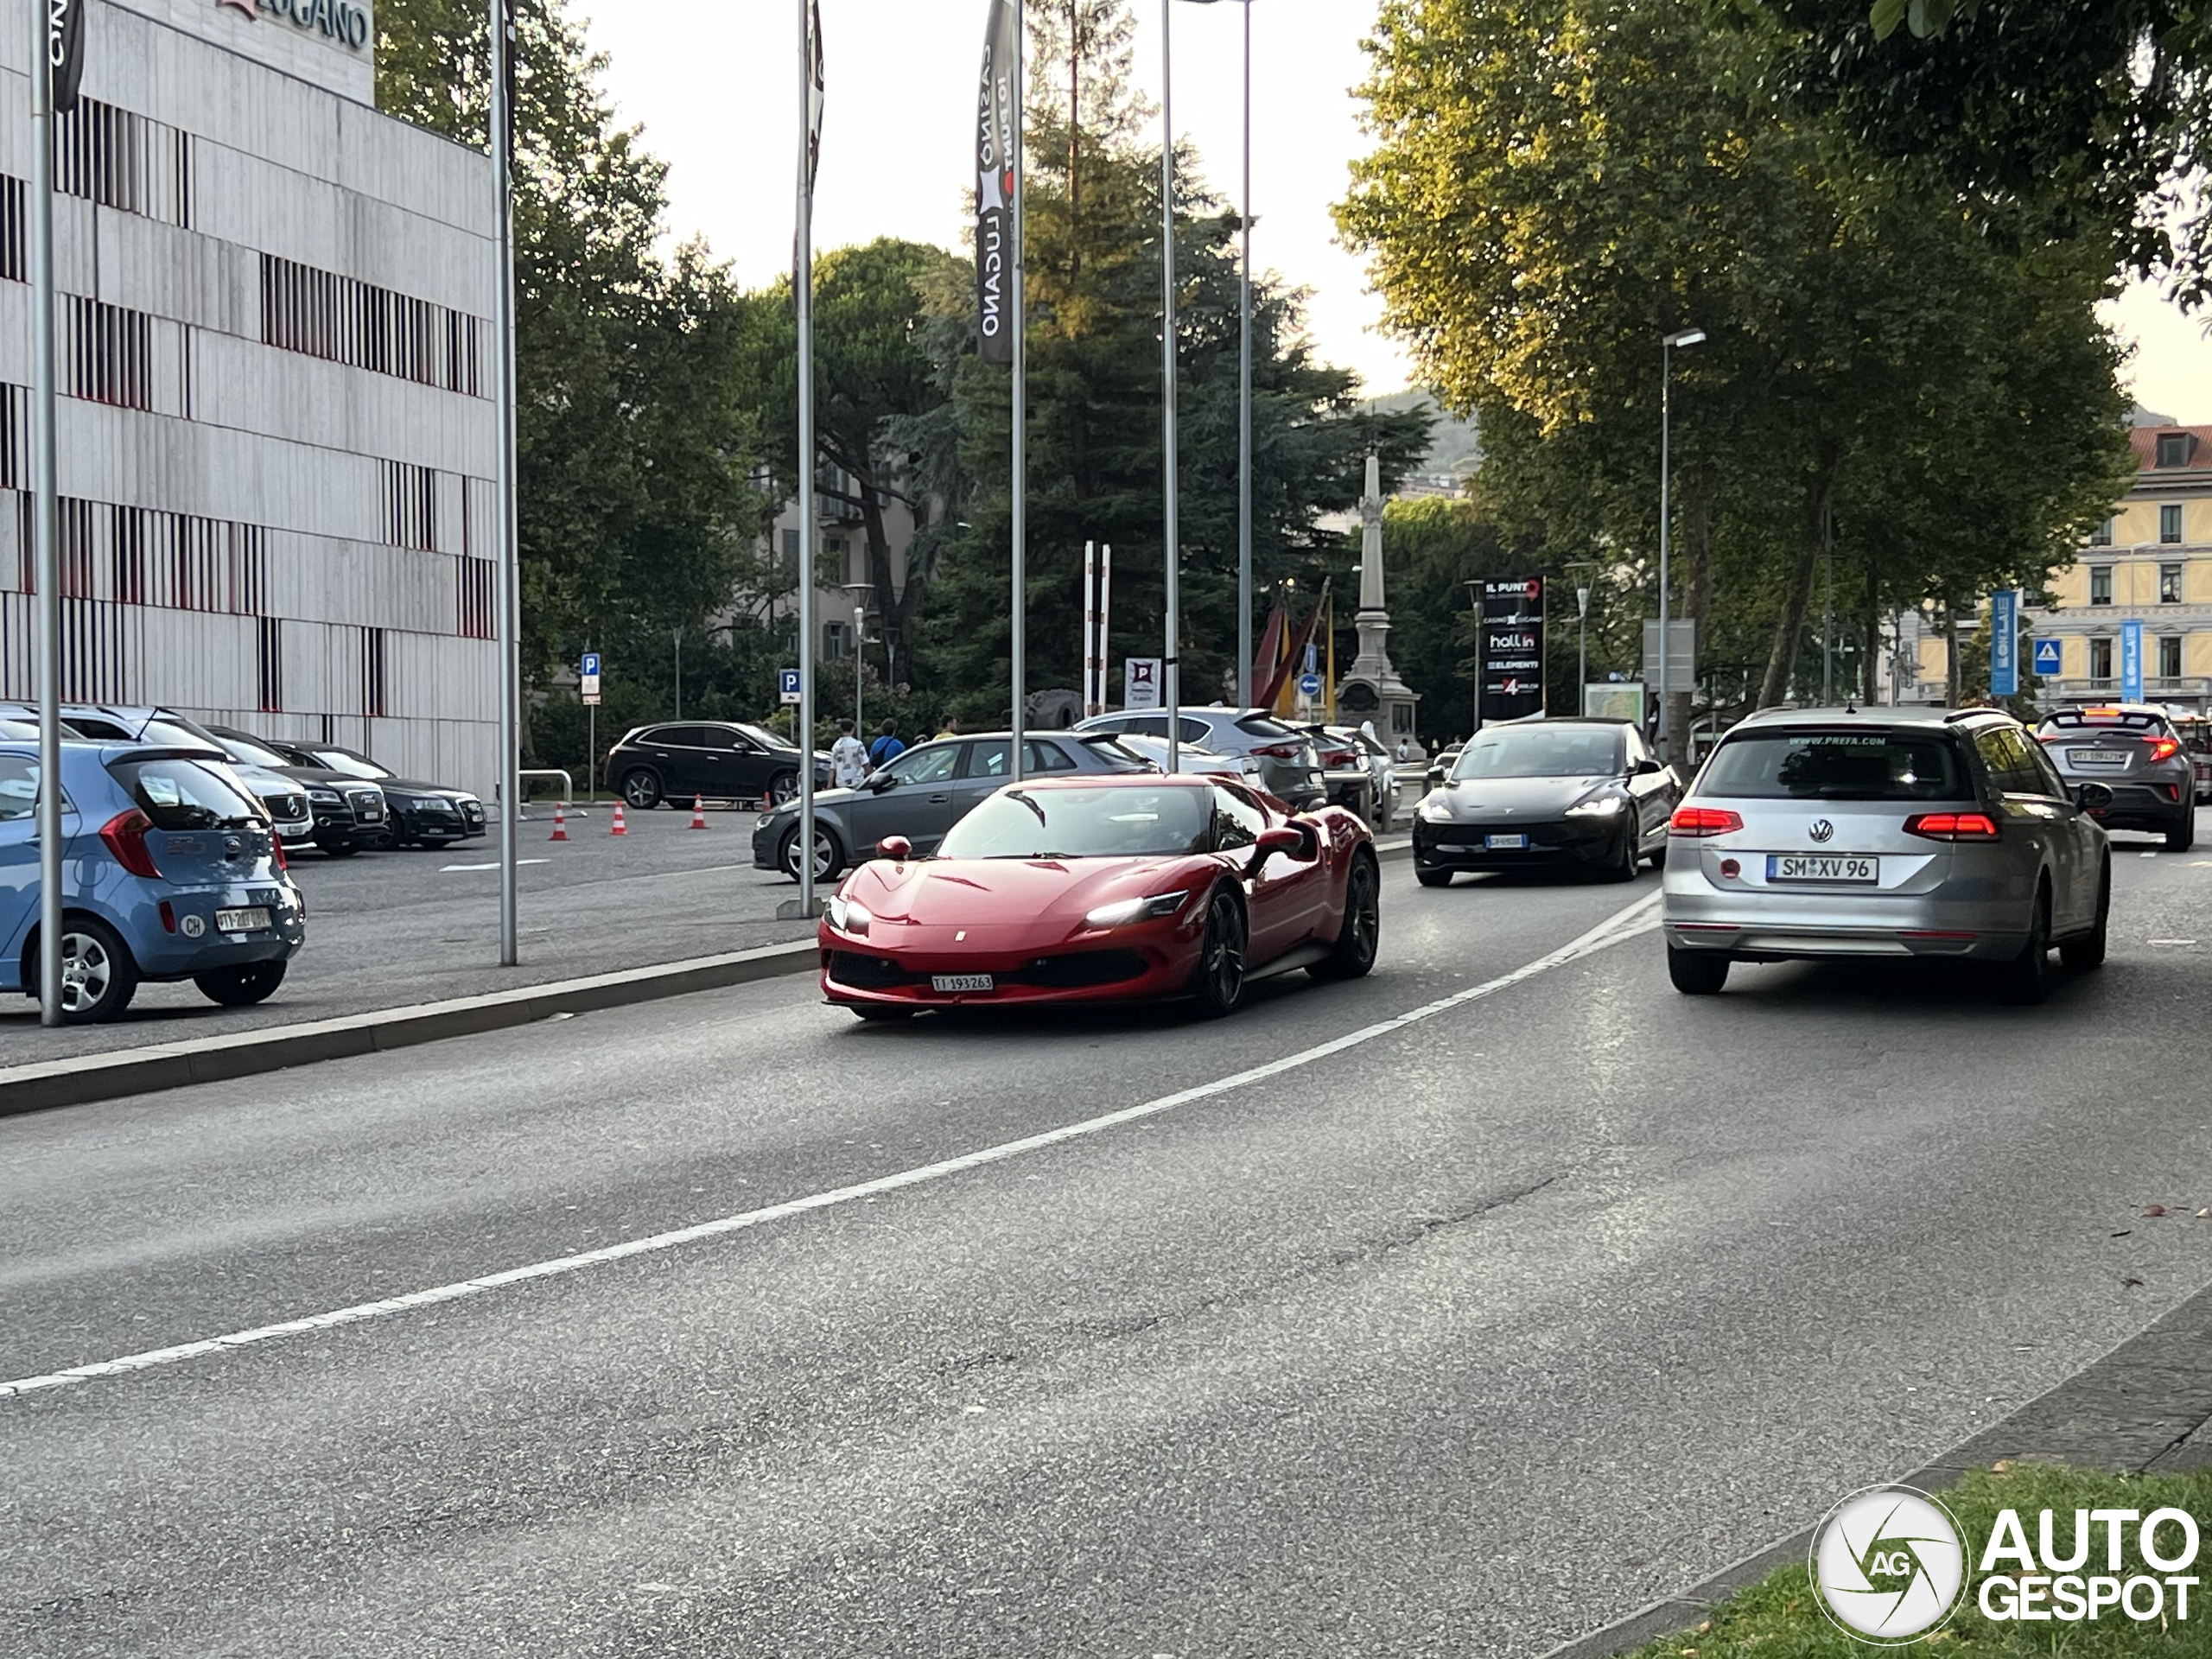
left=830, top=718, right=871, bottom=790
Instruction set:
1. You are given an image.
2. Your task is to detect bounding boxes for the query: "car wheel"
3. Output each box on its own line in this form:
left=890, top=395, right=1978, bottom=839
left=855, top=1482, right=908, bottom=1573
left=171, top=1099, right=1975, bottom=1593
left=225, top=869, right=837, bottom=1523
left=2166, top=813, right=2196, bottom=853
left=1666, top=944, right=1729, bottom=995
left=767, top=771, right=800, bottom=807
left=620, top=769, right=664, bottom=810
left=779, top=823, right=845, bottom=883
left=194, top=960, right=289, bottom=1007
left=1998, top=887, right=2053, bottom=1006
left=849, top=1003, right=916, bottom=1022
left=1605, top=823, right=1639, bottom=882
left=1311, top=851, right=1380, bottom=981
left=42, top=918, right=141, bottom=1023
left=2059, top=859, right=2111, bottom=972
left=1190, top=887, right=1247, bottom=1017
left=1415, top=867, right=1453, bottom=888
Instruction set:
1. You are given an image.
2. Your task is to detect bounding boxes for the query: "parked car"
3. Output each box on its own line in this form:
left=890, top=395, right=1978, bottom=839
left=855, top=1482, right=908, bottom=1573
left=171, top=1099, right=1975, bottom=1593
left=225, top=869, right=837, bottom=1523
left=264, top=740, right=485, bottom=849
left=607, top=721, right=833, bottom=811
left=819, top=774, right=1378, bottom=1019
left=1414, top=718, right=1677, bottom=885
left=205, top=726, right=388, bottom=856
left=2034, top=705, right=2198, bottom=851
left=1, top=738, right=306, bottom=1021
left=1660, top=706, right=2110, bottom=1004
left=1300, top=723, right=1378, bottom=820
left=1074, top=708, right=1326, bottom=810
left=753, top=730, right=1152, bottom=881
left=1109, top=732, right=1245, bottom=779
left=0, top=702, right=315, bottom=845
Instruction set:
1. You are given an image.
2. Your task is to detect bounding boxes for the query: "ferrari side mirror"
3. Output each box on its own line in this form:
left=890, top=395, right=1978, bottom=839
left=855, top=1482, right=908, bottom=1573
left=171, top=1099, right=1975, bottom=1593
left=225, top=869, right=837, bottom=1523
left=878, top=835, right=913, bottom=861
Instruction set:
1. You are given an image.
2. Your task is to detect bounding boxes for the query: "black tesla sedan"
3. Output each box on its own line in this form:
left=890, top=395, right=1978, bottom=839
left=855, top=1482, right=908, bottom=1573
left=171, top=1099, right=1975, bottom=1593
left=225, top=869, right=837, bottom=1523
left=1412, top=718, right=1679, bottom=885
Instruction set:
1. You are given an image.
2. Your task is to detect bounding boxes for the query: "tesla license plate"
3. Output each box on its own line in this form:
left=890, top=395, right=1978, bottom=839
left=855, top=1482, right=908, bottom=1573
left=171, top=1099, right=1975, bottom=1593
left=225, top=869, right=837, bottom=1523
left=1485, top=834, right=1528, bottom=850
left=2070, top=749, right=2130, bottom=766
left=931, top=974, right=994, bottom=994
left=1767, top=855, right=1878, bottom=884
left=215, top=907, right=271, bottom=933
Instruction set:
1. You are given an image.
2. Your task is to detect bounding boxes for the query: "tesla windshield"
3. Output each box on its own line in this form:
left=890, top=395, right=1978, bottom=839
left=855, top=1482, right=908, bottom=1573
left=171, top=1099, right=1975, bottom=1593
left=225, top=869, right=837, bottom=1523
left=1452, top=726, right=1624, bottom=779
left=937, top=786, right=1211, bottom=860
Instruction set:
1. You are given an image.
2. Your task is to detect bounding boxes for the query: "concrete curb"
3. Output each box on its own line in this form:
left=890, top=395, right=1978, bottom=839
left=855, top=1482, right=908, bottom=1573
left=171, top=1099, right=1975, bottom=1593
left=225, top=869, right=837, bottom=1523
left=1535, top=1276, right=2212, bottom=1659
left=0, top=834, right=1417, bottom=1118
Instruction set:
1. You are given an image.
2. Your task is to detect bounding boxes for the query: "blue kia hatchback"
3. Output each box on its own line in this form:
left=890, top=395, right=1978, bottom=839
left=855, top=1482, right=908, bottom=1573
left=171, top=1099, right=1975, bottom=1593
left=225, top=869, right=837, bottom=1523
left=1, top=739, right=307, bottom=1022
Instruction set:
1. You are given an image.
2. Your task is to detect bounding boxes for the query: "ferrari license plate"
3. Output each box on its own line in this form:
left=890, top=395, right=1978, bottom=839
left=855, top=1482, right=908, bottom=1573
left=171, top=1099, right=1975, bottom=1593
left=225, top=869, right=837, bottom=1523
left=1767, top=855, right=1878, bottom=884
left=931, top=974, right=995, bottom=993
left=2069, top=748, right=2130, bottom=766
left=1485, top=834, right=1528, bottom=850
left=215, top=906, right=271, bottom=933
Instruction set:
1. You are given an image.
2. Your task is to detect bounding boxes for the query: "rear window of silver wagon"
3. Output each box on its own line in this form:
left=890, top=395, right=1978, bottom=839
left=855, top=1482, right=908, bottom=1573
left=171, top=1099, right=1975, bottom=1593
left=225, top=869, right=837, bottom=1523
left=1698, top=728, right=1970, bottom=801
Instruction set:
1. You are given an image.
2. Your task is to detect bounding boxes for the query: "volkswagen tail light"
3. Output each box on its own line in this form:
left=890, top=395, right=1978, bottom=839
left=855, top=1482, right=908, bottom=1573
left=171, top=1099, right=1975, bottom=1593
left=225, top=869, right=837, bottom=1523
left=1669, top=806, right=1743, bottom=836
left=1904, top=811, right=2001, bottom=842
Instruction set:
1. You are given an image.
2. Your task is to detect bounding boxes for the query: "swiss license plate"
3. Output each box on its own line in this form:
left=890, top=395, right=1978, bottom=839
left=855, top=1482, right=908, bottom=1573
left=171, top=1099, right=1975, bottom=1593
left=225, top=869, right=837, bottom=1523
left=1768, top=855, right=1878, bottom=884
left=1485, top=834, right=1528, bottom=850
left=2070, top=749, right=2130, bottom=766
left=931, top=974, right=995, bottom=993
left=215, top=906, right=271, bottom=933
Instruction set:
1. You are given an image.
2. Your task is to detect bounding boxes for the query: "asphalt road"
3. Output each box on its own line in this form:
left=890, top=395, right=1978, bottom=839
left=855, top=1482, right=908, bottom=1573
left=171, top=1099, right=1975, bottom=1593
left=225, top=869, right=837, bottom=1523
left=3, top=824, right=2209, bottom=1656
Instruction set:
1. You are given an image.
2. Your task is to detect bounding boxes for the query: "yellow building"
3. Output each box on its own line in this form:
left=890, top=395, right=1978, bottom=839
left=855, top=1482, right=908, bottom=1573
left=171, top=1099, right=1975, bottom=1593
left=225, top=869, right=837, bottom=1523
left=2031, top=423, right=2212, bottom=708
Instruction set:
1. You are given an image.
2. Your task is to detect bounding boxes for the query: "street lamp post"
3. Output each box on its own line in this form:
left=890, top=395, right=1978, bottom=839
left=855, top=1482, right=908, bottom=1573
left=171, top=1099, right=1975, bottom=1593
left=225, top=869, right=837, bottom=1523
left=1657, top=326, right=1704, bottom=764
left=1161, top=0, right=1181, bottom=773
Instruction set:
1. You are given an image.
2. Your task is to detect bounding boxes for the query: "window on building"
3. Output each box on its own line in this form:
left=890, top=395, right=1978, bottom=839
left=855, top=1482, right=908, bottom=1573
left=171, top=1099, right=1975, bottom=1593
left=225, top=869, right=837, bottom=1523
left=458, top=556, right=495, bottom=640
left=780, top=528, right=800, bottom=562
left=2089, top=517, right=2114, bottom=547
left=257, top=617, right=283, bottom=713
left=363, top=626, right=389, bottom=718
left=111, top=505, right=146, bottom=605
left=67, top=296, right=151, bottom=410
left=2157, top=433, right=2195, bottom=469
left=2158, top=635, right=2183, bottom=682
left=52, top=99, right=192, bottom=227
left=2089, top=636, right=2113, bottom=681
left=381, top=461, right=437, bottom=550
left=2089, top=566, right=2113, bottom=606
left=2162, top=563, right=2185, bottom=604
left=822, top=620, right=851, bottom=659
left=259, top=252, right=483, bottom=397
left=2162, top=504, right=2185, bottom=544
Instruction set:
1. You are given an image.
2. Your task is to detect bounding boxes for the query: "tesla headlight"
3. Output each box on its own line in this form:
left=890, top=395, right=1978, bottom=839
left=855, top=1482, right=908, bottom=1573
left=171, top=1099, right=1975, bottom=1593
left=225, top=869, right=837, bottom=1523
left=1565, top=791, right=1626, bottom=817
left=1418, top=790, right=1457, bottom=822
left=825, top=895, right=872, bottom=935
left=1084, top=889, right=1191, bottom=928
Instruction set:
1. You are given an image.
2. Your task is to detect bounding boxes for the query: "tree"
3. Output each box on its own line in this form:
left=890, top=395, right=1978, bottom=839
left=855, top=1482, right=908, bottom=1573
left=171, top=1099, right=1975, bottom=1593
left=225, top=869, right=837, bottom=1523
left=377, top=0, right=766, bottom=702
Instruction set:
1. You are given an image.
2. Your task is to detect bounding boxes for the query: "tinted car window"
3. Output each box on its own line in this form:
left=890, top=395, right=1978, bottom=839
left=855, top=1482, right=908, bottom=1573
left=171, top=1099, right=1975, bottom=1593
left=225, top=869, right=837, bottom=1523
left=1700, top=729, right=1967, bottom=800
left=1211, top=784, right=1268, bottom=849
left=1452, top=726, right=1624, bottom=779
left=1974, top=726, right=2044, bottom=795
left=0, top=755, right=37, bottom=820
left=883, top=744, right=962, bottom=786
left=963, top=741, right=1015, bottom=779
left=691, top=726, right=738, bottom=751
left=304, top=747, right=392, bottom=780
left=1235, top=715, right=1299, bottom=739
left=1027, top=740, right=1079, bottom=772
left=938, top=785, right=1211, bottom=859
left=215, top=731, right=296, bottom=769
left=1125, top=715, right=1170, bottom=737
left=108, top=757, right=263, bottom=829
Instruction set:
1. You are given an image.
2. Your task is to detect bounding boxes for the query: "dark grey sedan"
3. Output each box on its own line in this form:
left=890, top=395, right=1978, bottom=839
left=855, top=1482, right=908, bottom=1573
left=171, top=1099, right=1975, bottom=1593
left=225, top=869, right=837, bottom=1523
left=2035, top=707, right=2197, bottom=851
left=751, top=731, right=1151, bottom=880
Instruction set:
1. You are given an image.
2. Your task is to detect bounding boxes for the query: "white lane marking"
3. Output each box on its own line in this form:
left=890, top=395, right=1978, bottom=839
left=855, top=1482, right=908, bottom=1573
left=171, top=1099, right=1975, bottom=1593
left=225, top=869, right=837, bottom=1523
left=441, top=859, right=550, bottom=872
left=0, top=891, right=1661, bottom=1402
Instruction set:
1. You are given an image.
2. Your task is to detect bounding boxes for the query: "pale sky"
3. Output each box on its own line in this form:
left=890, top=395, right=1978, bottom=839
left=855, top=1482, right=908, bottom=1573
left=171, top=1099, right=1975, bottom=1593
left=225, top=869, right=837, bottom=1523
left=580, top=0, right=2212, bottom=424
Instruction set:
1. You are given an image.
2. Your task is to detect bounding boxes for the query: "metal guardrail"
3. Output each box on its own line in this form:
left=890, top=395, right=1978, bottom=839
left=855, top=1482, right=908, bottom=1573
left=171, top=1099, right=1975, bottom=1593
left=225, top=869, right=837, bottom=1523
left=512, top=768, right=582, bottom=819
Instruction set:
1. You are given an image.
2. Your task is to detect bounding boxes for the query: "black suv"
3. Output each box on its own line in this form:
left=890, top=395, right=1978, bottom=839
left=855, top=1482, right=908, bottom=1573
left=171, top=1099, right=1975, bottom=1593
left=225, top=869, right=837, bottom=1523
left=207, top=726, right=389, bottom=857
left=607, top=721, right=832, bottom=810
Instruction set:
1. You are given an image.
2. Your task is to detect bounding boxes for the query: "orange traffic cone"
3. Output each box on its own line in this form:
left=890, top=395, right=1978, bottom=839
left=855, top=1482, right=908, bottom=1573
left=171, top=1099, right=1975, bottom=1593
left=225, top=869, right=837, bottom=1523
left=689, top=794, right=708, bottom=830
left=549, top=804, right=569, bottom=842
left=610, top=802, right=628, bottom=836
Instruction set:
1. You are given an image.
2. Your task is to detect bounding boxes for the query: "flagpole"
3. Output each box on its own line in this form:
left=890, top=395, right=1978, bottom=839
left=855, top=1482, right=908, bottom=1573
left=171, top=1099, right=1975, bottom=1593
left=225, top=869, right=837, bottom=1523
left=1236, top=0, right=1252, bottom=711
left=29, top=0, right=63, bottom=1024
left=1160, top=0, right=1179, bottom=775
left=795, top=0, right=819, bottom=912
left=1009, top=0, right=1027, bottom=779
left=490, top=0, right=520, bottom=968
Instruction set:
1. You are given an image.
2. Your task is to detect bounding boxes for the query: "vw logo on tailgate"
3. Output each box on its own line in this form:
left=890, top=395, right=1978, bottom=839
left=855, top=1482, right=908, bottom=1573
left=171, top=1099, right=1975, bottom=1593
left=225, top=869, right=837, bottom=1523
left=1808, top=818, right=1834, bottom=842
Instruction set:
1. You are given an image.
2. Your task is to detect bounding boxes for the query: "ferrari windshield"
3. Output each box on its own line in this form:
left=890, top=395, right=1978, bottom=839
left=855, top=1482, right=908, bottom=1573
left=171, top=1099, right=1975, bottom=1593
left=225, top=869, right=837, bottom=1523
left=937, top=785, right=1211, bottom=860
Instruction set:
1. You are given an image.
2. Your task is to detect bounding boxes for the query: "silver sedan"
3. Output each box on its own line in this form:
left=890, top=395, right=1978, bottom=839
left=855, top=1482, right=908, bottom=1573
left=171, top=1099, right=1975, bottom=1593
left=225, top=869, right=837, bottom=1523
left=1661, top=706, right=2109, bottom=1004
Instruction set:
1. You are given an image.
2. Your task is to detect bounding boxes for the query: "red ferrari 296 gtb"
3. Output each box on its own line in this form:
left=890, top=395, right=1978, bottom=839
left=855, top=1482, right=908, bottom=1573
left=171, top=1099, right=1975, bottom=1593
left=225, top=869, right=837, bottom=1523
left=817, top=773, right=1379, bottom=1019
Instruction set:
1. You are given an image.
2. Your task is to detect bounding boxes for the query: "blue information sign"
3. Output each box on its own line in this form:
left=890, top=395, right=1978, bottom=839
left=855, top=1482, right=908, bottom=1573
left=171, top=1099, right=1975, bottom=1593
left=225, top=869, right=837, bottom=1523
left=2120, top=620, right=2145, bottom=702
left=2031, top=638, right=2063, bottom=677
left=1988, top=589, right=2018, bottom=697
left=581, top=652, right=601, bottom=678
left=1298, top=672, right=1323, bottom=699
left=1304, top=641, right=1319, bottom=675
left=778, top=667, right=804, bottom=706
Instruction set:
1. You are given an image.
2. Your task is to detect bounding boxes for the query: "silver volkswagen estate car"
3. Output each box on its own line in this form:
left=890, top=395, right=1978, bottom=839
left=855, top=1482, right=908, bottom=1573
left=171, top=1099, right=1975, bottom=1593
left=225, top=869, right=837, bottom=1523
left=1661, top=707, right=2110, bottom=1004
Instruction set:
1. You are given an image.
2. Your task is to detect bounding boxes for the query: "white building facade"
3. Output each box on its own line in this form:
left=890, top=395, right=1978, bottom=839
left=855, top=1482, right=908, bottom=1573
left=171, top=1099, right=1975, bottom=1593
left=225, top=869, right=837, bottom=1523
left=0, top=0, right=499, bottom=791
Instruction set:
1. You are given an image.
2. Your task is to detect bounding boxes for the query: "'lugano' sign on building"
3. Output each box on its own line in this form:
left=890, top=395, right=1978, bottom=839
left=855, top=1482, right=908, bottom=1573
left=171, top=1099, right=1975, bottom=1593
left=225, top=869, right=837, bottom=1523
left=219, top=0, right=372, bottom=53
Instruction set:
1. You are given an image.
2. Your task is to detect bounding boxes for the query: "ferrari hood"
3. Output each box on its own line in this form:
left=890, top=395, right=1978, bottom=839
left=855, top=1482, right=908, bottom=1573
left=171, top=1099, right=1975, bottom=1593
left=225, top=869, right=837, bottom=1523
left=852, top=855, right=1198, bottom=927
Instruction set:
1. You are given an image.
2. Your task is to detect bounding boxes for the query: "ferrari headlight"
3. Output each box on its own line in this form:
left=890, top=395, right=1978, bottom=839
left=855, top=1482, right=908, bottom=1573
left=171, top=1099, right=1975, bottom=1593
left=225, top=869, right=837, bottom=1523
left=1418, top=790, right=1457, bottom=822
left=825, top=895, right=873, bottom=935
left=1084, top=889, right=1191, bottom=929
left=1565, top=791, right=1626, bottom=817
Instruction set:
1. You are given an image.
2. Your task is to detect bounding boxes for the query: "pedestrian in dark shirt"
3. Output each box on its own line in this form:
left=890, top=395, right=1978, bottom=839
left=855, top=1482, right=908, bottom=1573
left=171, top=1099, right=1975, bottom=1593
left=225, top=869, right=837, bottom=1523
left=868, top=719, right=906, bottom=768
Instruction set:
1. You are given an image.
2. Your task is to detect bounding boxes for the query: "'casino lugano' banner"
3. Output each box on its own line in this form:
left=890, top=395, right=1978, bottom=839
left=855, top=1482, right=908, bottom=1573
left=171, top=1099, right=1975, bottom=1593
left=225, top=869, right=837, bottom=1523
left=974, top=0, right=1018, bottom=365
